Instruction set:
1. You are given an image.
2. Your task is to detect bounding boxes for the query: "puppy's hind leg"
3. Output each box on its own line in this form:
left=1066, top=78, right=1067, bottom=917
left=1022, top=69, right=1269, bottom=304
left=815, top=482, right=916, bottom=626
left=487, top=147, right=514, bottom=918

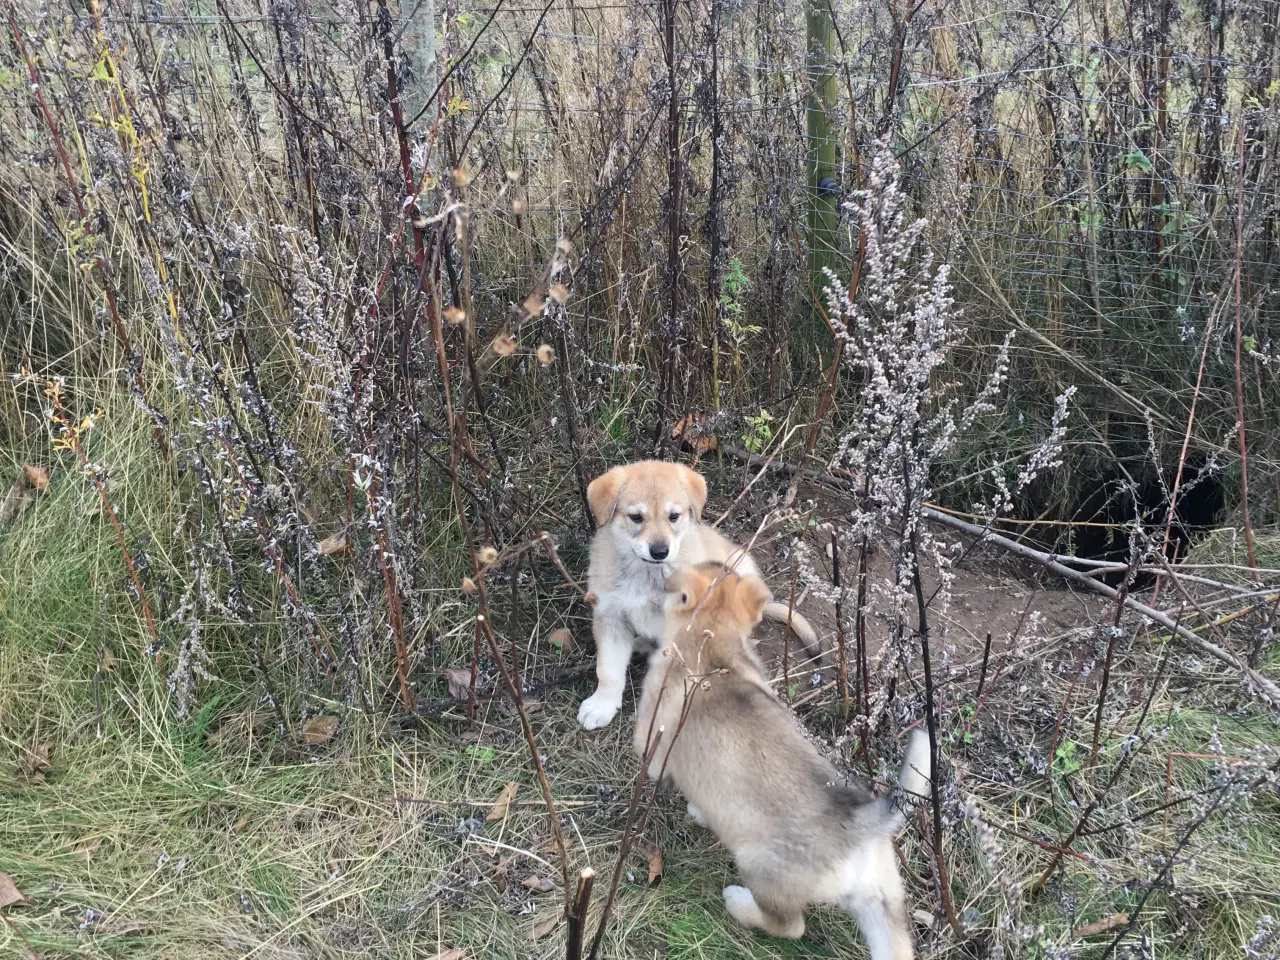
left=722, top=886, right=805, bottom=939
left=843, top=893, right=913, bottom=960
left=577, top=615, right=635, bottom=730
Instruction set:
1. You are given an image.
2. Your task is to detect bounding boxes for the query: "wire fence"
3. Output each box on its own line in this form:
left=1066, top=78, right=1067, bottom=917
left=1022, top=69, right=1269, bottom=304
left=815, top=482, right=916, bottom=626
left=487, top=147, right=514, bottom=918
left=4, top=0, right=1280, bottom=504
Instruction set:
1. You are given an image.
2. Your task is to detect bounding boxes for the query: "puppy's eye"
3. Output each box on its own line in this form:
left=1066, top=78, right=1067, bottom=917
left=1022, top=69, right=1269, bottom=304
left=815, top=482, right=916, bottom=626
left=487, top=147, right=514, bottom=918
left=668, top=512, right=680, bottom=523
left=628, top=512, right=643, bottom=524
left=680, top=592, right=688, bottom=604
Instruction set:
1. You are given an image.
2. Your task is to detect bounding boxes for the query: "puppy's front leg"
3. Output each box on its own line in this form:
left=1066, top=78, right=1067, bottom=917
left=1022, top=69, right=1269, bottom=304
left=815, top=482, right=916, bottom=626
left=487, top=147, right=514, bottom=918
left=577, top=614, right=634, bottom=730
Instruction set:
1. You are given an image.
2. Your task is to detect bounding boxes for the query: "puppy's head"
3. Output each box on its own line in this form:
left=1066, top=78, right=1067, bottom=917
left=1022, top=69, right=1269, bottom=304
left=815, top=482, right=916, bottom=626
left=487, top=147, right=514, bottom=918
left=588, top=460, right=707, bottom=566
left=663, top=562, right=771, bottom=653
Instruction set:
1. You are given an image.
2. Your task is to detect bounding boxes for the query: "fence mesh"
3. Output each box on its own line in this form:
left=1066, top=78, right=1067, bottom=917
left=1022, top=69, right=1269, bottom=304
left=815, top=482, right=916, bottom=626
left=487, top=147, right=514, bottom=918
left=4, top=0, right=1280, bottom=504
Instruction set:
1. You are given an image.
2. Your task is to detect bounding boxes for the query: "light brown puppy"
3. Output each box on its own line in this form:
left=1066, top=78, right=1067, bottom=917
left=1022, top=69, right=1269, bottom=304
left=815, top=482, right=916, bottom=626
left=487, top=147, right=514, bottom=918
left=635, top=562, right=930, bottom=960
left=577, top=460, right=819, bottom=730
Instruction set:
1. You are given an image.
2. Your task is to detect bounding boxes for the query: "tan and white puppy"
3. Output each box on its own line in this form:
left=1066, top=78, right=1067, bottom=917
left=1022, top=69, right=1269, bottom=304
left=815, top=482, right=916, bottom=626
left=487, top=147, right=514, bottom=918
left=577, top=460, right=818, bottom=731
left=635, top=562, right=930, bottom=960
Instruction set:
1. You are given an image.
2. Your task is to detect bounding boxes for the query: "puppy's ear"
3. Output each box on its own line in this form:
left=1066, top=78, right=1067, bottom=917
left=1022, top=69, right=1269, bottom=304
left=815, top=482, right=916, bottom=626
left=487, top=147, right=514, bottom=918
left=587, top=466, right=627, bottom=526
left=736, top=575, right=772, bottom=627
left=678, top=465, right=708, bottom=521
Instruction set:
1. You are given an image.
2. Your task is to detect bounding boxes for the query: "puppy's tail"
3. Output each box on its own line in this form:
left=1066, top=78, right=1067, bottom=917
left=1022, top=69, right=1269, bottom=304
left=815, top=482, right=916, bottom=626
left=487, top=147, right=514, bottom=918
left=879, top=729, right=932, bottom=835
left=761, top=601, right=821, bottom=653
left=897, top=729, right=932, bottom=803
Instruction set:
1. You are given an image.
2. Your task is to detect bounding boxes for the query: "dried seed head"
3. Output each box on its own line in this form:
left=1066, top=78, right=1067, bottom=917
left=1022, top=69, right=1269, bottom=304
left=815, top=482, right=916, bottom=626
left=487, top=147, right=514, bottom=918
left=492, top=332, right=517, bottom=356
left=555, top=237, right=573, bottom=254
left=701, top=679, right=712, bottom=690
left=511, top=199, right=527, bottom=215
left=522, top=293, right=544, bottom=315
left=462, top=577, right=476, bottom=594
left=412, top=214, right=429, bottom=229
left=443, top=305, right=466, bottom=326
left=477, top=546, right=499, bottom=567
left=451, top=167, right=470, bottom=187
left=536, top=344, right=555, bottom=365
left=548, top=283, right=570, bottom=304
left=506, top=169, right=522, bottom=182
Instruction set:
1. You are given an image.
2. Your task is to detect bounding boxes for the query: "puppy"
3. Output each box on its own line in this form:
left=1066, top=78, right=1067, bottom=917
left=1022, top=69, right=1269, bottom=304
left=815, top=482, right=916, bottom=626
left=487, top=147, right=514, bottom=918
left=577, top=460, right=819, bottom=731
left=635, top=562, right=930, bottom=960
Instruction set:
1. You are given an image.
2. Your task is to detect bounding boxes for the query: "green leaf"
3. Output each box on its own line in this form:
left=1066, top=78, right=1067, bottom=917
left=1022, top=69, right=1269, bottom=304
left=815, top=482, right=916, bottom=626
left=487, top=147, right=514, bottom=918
left=1123, top=150, right=1153, bottom=174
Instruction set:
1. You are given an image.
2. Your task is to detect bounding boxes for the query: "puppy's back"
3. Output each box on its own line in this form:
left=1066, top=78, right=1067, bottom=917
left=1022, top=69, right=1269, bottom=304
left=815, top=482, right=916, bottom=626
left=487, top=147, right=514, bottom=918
left=670, top=667, right=878, bottom=847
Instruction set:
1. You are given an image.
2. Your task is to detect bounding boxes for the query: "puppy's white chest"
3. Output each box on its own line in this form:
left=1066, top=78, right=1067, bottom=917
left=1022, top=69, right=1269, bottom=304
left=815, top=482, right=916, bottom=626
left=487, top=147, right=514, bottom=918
left=597, top=577, right=666, bottom=644
left=623, top=593, right=666, bottom=642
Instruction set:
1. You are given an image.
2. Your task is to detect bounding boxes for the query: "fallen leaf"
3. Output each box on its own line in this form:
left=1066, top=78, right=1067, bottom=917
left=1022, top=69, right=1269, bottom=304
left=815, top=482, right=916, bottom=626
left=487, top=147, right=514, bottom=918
left=522, top=874, right=556, bottom=893
left=547, top=628, right=575, bottom=652
left=303, top=716, right=340, bottom=744
left=637, top=841, right=663, bottom=886
left=1077, top=913, right=1129, bottom=938
left=317, top=534, right=352, bottom=557
left=0, top=874, right=26, bottom=908
left=16, top=743, right=52, bottom=784
left=911, top=908, right=935, bottom=929
left=232, top=815, right=250, bottom=834
left=0, top=483, right=34, bottom=527
left=486, top=782, right=519, bottom=822
left=671, top=413, right=718, bottom=453
left=443, top=667, right=476, bottom=701
left=425, top=950, right=467, bottom=960
left=497, top=697, right=541, bottom=717
left=528, top=906, right=563, bottom=940
left=22, top=465, right=50, bottom=491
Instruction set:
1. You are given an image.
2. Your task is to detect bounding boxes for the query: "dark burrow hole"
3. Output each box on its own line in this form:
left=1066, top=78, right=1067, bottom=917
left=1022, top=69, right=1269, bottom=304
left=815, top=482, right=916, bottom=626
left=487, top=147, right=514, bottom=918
left=1056, top=462, right=1226, bottom=589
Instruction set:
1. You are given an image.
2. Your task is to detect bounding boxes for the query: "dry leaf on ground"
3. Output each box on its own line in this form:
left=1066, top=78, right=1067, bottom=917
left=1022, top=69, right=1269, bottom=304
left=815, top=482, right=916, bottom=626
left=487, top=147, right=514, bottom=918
left=16, top=743, right=52, bottom=783
left=442, top=667, right=476, bottom=701
left=546, top=628, right=575, bottom=652
left=303, top=716, right=339, bottom=744
left=1077, top=914, right=1129, bottom=937
left=316, top=534, right=351, bottom=557
left=637, top=841, right=663, bottom=886
left=670, top=413, right=718, bottom=453
left=486, top=782, right=519, bottom=822
left=0, top=874, right=27, bottom=908
left=22, top=465, right=50, bottom=490
left=521, top=875, right=556, bottom=893
left=0, top=484, right=33, bottom=526
left=528, top=907, right=563, bottom=940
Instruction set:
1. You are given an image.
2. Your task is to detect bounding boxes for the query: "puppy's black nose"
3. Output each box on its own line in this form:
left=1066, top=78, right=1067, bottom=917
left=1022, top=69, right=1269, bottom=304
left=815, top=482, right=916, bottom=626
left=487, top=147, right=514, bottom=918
left=649, top=542, right=670, bottom=561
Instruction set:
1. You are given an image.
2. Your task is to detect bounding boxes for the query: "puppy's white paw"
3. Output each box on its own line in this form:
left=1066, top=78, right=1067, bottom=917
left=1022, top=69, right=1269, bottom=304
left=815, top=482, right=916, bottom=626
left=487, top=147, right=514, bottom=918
left=686, top=802, right=708, bottom=826
left=722, top=885, right=764, bottom=928
left=577, top=691, right=621, bottom=730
